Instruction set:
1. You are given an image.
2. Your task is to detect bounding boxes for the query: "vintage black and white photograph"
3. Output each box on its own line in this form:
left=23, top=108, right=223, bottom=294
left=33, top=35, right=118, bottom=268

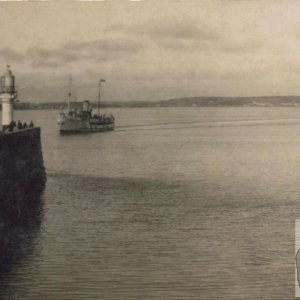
left=0, top=1, right=299, bottom=299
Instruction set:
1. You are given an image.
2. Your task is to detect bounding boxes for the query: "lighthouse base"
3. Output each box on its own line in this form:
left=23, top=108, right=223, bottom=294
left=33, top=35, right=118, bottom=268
left=2, top=125, right=9, bottom=132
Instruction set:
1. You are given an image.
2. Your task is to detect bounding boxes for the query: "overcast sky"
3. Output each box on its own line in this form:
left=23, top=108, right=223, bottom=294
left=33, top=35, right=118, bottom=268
left=1, top=0, right=300, bottom=102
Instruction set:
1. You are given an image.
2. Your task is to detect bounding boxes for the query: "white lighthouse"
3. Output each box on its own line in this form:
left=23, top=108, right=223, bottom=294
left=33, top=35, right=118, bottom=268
left=0, top=65, right=17, bottom=131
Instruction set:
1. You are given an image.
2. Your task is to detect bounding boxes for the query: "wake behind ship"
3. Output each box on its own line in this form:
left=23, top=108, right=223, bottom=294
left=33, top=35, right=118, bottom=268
left=57, top=77, right=115, bottom=133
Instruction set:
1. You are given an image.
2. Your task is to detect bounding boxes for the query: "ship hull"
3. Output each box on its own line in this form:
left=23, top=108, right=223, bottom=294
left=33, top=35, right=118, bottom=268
left=58, top=114, right=115, bottom=133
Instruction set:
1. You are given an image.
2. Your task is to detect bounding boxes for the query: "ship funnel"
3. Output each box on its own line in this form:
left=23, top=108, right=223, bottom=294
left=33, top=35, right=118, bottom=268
left=82, top=100, right=90, bottom=112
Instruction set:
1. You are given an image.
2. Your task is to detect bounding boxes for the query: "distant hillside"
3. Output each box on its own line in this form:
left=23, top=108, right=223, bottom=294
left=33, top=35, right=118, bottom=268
left=156, top=96, right=300, bottom=107
left=10, top=96, right=300, bottom=110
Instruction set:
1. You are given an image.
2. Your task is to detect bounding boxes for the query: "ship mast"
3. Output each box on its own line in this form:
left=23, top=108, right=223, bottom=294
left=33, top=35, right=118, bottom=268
left=68, top=74, right=72, bottom=112
left=98, top=78, right=105, bottom=116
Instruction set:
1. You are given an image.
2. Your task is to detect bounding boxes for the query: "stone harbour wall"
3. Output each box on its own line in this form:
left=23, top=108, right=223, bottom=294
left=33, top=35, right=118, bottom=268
left=0, top=127, right=46, bottom=226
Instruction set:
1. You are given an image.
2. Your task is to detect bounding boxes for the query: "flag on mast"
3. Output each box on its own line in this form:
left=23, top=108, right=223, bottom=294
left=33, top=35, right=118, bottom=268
left=100, top=79, right=106, bottom=82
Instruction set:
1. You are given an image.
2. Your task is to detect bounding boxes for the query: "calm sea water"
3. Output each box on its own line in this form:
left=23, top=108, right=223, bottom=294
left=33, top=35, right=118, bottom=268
left=1, top=107, right=300, bottom=299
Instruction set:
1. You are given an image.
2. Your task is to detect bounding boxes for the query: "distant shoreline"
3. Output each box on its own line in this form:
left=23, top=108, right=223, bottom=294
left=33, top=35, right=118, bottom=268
left=9, top=96, right=300, bottom=110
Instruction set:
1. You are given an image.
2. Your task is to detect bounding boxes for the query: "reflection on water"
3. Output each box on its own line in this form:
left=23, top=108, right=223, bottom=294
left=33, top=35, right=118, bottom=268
left=0, top=190, right=44, bottom=274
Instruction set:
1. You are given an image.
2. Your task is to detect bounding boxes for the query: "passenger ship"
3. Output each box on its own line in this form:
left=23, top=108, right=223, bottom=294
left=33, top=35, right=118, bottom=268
left=57, top=78, right=115, bottom=133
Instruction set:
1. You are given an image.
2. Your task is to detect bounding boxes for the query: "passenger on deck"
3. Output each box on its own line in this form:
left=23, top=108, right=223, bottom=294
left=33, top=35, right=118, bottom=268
left=29, top=121, right=34, bottom=127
